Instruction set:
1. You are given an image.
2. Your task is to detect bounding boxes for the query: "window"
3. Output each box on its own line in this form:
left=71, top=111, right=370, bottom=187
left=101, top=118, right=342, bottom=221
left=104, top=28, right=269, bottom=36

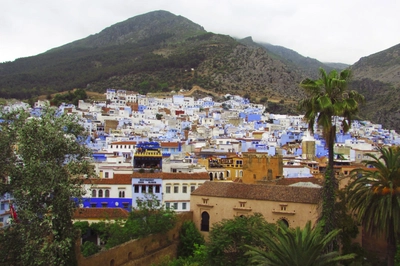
left=98, top=190, right=103, bottom=198
left=134, top=185, right=139, bottom=193
left=191, top=185, right=196, bottom=192
left=105, top=189, right=110, bottom=197
left=174, top=186, right=179, bottom=193
left=173, top=203, right=178, bottom=210
left=239, top=201, right=246, bottom=207
left=166, top=202, right=170, bottom=209
left=202, top=198, right=209, bottom=204
left=182, top=202, right=187, bottom=210
left=0, top=203, right=4, bottom=210
left=104, top=172, right=109, bottom=178
left=119, top=190, right=125, bottom=198
left=148, top=185, right=153, bottom=193
left=155, top=186, right=160, bottom=193
left=92, top=190, right=97, bottom=198
left=182, top=186, right=187, bottom=193
left=141, top=185, right=146, bottom=193
left=166, top=186, right=171, bottom=193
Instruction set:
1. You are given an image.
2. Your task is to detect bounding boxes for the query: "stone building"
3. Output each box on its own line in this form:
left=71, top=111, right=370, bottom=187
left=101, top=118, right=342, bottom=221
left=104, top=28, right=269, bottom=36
left=191, top=181, right=320, bottom=236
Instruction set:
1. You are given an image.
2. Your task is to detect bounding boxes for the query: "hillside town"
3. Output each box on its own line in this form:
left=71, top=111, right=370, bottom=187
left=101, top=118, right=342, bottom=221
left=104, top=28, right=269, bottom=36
left=1, top=88, right=400, bottom=265
left=2, top=88, right=399, bottom=229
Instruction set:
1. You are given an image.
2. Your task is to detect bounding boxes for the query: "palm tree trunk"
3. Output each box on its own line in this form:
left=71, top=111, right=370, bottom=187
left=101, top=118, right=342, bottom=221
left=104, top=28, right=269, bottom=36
left=323, top=126, right=337, bottom=252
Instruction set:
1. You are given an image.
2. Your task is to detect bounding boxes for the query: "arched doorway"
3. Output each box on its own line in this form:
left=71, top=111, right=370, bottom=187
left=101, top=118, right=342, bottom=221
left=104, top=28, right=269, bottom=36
left=278, top=218, right=289, bottom=228
left=201, top=211, right=210, bottom=232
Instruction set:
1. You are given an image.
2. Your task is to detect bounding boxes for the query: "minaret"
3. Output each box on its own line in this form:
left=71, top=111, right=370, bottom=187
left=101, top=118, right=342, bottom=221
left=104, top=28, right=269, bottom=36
left=302, top=130, right=316, bottom=160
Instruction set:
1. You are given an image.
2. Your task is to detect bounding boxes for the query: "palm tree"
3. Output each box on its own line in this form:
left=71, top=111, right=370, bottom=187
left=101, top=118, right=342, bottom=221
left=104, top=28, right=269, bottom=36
left=298, top=68, right=364, bottom=246
left=347, top=146, right=400, bottom=266
left=246, top=221, right=355, bottom=266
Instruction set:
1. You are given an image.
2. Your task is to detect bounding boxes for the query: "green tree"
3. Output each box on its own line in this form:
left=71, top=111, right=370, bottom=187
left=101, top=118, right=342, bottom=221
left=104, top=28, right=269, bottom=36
left=206, top=213, right=269, bottom=266
left=177, top=221, right=205, bottom=258
left=103, top=194, right=177, bottom=249
left=347, top=146, right=400, bottom=266
left=246, top=221, right=355, bottom=266
left=80, top=241, right=100, bottom=257
left=0, top=107, right=93, bottom=266
left=298, top=68, right=364, bottom=248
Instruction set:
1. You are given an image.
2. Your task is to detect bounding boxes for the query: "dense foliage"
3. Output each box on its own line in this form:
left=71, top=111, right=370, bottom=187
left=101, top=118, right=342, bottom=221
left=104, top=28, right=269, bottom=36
left=347, top=146, right=400, bottom=266
left=77, top=194, right=177, bottom=254
left=205, top=213, right=269, bottom=266
left=177, top=221, right=205, bottom=258
left=245, top=221, right=355, bottom=266
left=49, top=89, right=88, bottom=106
left=156, top=213, right=361, bottom=266
left=0, top=107, right=93, bottom=266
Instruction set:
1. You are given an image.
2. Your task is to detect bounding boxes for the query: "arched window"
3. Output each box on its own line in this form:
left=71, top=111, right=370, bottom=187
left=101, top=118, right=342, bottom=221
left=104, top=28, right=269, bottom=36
left=209, top=173, right=213, bottom=181
left=201, top=211, right=210, bottom=232
left=92, top=190, right=96, bottom=198
left=98, top=190, right=103, bottom=198
left=239, top=171, right=243, bottom=177
left=226, top=171, right=230, bottom=178
left=105, top=189, right=110, bottom=198
left=219, top=173, right=224, bottom=180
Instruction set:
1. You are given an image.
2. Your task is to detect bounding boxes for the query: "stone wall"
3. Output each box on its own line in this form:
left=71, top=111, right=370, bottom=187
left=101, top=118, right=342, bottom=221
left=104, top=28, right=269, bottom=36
left=76, top=212, right=193, bottom=266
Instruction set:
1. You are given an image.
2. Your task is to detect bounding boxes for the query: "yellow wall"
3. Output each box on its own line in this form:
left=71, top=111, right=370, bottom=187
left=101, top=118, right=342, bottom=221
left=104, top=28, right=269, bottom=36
left=241, top=153, right=283, bottom=183
left=190, top=194, right=319, bottom=238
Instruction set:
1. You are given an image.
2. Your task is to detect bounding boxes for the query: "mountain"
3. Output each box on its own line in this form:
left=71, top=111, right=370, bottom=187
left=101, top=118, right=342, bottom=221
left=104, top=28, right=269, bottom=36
left=350, top=43, right=400, bottom=132
left=351, top=43, right=400, bottom=87
left=0, top=10, right=314, bottom=115
left=50, top=10, right=207, bottom=51
left=0, top=10, right=399, bottom=130
left=258, top=42, right=334, bottom=78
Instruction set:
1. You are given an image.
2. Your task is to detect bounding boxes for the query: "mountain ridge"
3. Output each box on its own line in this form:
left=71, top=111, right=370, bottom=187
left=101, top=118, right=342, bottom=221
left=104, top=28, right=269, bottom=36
left=0, top=10, right=399, bottom=130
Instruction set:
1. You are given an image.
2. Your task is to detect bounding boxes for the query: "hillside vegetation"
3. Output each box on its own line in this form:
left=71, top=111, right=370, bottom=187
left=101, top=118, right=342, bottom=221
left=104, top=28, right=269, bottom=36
left=0, top=10, right=399, bottom=130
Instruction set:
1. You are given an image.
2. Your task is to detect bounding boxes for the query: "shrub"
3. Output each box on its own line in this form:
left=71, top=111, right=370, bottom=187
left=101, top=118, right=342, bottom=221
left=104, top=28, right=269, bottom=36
left=81, top=241, right=100, bottom=257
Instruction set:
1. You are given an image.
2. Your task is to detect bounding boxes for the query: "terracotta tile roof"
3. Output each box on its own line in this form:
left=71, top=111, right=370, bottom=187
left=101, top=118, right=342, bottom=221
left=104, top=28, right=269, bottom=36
left=110, top=141, right=137, bottom=145
left=82, top=174, right=133, bottom=184
left=73, top=208, right=129, bottom=219
left=191, top=181, right=321, bottom=204
left=160, top=142, right=180, bottom=147
left=162, top=172, right=209, bottom=180
left=83, top=172, right=210, bottom=184
left=275, top=177, right=323, bottom=186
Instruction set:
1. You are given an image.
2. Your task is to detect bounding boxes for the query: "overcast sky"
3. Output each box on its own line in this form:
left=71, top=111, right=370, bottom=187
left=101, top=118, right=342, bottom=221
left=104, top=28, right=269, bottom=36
left=1, top=0, right=399, bottom=65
